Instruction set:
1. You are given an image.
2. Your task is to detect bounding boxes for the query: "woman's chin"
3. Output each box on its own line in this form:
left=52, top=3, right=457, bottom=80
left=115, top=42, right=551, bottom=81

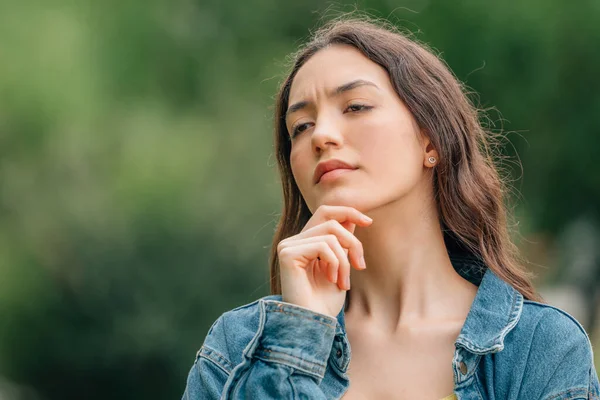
left=315, top=190, right=368, bottom=210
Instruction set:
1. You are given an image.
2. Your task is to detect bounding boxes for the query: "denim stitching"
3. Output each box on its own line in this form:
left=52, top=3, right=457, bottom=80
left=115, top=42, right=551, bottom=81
left=473, top=372, right=485, bottom=400
left=270, top=309, right=337, bottom=329
left=451, top=349, right=460, bottom=384
left=456, top=289, right=523, bottom=354
left=542, top=387, right=589, bottom=400
left=497, top=291, right=523, bottom=344
left=254, top=347, right=326, bottom=379
left=288, top=370, right=298, bottom=400
left=453, top=353, right=481, bottom=388
left=339, top=335, right=351, bottom=371
left=199, top=346, right=233, bottom=375
left=522, top=301, right=590, bottom=338
left=223, top=301, right=270, bottom=397
left=256, top=347, right=327, bottom=369
left=263, top=301, right=338, bottom=329
left=228, top=295, right=278, bottom=313
left=329, top=335, right=350, bottom=378
left=240, top=299, right=268, bottom=360
left=457, top=337, right=504, bottom=355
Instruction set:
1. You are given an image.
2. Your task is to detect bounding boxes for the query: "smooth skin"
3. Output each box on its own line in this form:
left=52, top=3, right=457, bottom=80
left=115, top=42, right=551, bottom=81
left=278, top=205, right=372, bottom=317
left=277, top=44, right=478, bottom=399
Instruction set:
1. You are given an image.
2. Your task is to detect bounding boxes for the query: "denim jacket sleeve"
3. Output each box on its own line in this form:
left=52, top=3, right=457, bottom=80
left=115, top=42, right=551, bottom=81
left=182, top=299, right=337, bottom=399
left=530, top=307, right=600, bottom=400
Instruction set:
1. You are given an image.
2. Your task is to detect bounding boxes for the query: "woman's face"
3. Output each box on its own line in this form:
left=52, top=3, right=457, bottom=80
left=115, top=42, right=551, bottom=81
left=286, top=44, right=436, bottom=214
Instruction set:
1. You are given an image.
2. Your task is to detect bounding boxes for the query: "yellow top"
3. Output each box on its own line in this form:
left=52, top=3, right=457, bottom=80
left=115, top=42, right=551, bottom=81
left=440, top=395, right=457, bottom=400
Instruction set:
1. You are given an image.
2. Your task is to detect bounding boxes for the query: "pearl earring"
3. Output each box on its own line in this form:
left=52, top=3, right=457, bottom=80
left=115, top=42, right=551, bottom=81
left=428, top=156, right=436, bottom=164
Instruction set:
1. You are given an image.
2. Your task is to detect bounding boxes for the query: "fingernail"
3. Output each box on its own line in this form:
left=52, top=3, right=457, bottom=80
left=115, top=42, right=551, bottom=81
left=361, top=215, right=373, bottom=222
left=359, top=256, right=366, bottom=269
left=345, top=276, right=351, bottom=290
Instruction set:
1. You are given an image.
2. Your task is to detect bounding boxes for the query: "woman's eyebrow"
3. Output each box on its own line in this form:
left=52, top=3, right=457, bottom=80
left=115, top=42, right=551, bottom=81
left=286, top=79, right=380, bottom=118
left=332, top=79, right=380, bottom=96
left=286, top=100, right=310, bottom=118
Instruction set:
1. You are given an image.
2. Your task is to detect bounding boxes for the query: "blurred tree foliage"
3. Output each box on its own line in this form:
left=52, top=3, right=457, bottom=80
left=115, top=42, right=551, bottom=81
left=0, top=0, right=599, bottom=398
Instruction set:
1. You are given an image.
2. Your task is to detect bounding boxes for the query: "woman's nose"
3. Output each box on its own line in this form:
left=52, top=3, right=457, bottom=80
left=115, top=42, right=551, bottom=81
left=311, top=118, right=344, bottom=154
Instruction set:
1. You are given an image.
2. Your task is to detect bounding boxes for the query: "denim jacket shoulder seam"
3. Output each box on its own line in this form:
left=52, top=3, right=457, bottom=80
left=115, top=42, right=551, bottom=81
left=523, top=300, right=590, bottom=339
left=198, top=345, right=234, bottom=375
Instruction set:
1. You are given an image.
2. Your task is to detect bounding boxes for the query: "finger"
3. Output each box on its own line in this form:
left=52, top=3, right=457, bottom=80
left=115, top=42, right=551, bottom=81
left=316, top=257, right=338, bottom=285
left=336, top=245, right=351, bottom=291
left=280, top=242, right=339, bottom=276
left=340, top=221, right=356, bottom=234
left=297, top=220, right=366, bottom=271
left=314, top=243, right=340, bottom=284
left=303, top=205, right=372, bottom=232
left=324, top=236, right=350, bottom=288
left=337, top=265, right=349, bottom=291
left=282, top=235, right=349, bottom=284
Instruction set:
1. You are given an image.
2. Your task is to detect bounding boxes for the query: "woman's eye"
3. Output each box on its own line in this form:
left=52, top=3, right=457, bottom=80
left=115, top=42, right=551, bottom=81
left=345, top=103, right=372, bottom=113
left=291, top=122, right=312, bottom=138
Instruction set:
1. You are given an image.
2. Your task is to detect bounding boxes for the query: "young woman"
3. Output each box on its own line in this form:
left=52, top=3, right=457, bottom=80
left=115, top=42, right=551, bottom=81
left=183, top=17, right=600, bottom=399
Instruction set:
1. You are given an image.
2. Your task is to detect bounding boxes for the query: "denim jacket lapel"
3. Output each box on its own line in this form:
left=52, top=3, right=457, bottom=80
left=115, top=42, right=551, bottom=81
left=455, top=268, right=524, bottom=354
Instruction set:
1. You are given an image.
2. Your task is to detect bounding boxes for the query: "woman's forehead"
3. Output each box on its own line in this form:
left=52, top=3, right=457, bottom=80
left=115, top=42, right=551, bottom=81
left=288, top=45, right=391, bottom=102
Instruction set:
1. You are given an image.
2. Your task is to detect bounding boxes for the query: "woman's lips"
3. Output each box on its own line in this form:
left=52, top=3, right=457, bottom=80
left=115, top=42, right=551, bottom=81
left=313, top=159, right=357, bottom=183
left=318, top=168, right=356, bottom=183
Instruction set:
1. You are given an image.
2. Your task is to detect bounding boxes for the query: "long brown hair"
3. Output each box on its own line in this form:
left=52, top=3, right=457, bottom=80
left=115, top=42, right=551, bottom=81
left=268, top=16, right=541, bottom=302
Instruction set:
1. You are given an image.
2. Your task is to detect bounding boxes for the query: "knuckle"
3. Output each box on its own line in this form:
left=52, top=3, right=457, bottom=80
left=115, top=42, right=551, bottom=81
left=276, top=239, right=288, bottom=253
left=277, top=249, right=290, bottom=264
left=326, top=219, right=340, bottom=230
left=325, top=234, right=338, bottom=244
left=354, top=238, right=363, bottom=251
left=326, top=251, right=339, bottom=265
left=278, top=246, right=290, bottom=258
left=342, top=257, right=351, bottom=270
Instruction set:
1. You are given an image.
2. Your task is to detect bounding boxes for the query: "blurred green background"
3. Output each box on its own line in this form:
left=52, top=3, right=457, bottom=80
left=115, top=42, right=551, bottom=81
left=1, top=0, right=599, bottom=398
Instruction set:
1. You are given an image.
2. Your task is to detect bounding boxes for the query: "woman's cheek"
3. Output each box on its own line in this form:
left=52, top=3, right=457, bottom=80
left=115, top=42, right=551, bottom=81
left=290, top=150, right=311, bottom=191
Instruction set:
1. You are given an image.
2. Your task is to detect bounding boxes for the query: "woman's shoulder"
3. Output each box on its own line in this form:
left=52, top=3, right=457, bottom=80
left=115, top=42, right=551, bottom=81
left=515, top=300, right=595, bottom=365
left=502, top=299, right=599, bottom=396
left=198, top=295, right=283, bottom=372
left=518, top=299, right=592, bottom=348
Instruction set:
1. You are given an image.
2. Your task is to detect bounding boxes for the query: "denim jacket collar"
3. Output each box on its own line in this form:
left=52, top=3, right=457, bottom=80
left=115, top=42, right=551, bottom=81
left=455, top=268, right=524, bottom=354
left=335, top=266, right=524, bottom=355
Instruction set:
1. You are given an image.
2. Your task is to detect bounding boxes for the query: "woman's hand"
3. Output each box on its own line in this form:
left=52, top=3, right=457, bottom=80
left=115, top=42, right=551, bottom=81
left=277, top=205, right=373, bottom=318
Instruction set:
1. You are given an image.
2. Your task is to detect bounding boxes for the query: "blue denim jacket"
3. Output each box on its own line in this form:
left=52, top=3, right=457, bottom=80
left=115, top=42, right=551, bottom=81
left=183, top=264, right=600, bottom=399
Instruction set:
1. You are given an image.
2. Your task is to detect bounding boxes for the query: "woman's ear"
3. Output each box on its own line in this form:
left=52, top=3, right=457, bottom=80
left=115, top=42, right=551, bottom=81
left=422, top=136, right=439, bottom=168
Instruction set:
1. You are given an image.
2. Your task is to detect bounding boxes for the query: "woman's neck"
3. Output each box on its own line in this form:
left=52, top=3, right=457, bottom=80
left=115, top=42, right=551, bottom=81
left=348, top=192, right=478, bottom=335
